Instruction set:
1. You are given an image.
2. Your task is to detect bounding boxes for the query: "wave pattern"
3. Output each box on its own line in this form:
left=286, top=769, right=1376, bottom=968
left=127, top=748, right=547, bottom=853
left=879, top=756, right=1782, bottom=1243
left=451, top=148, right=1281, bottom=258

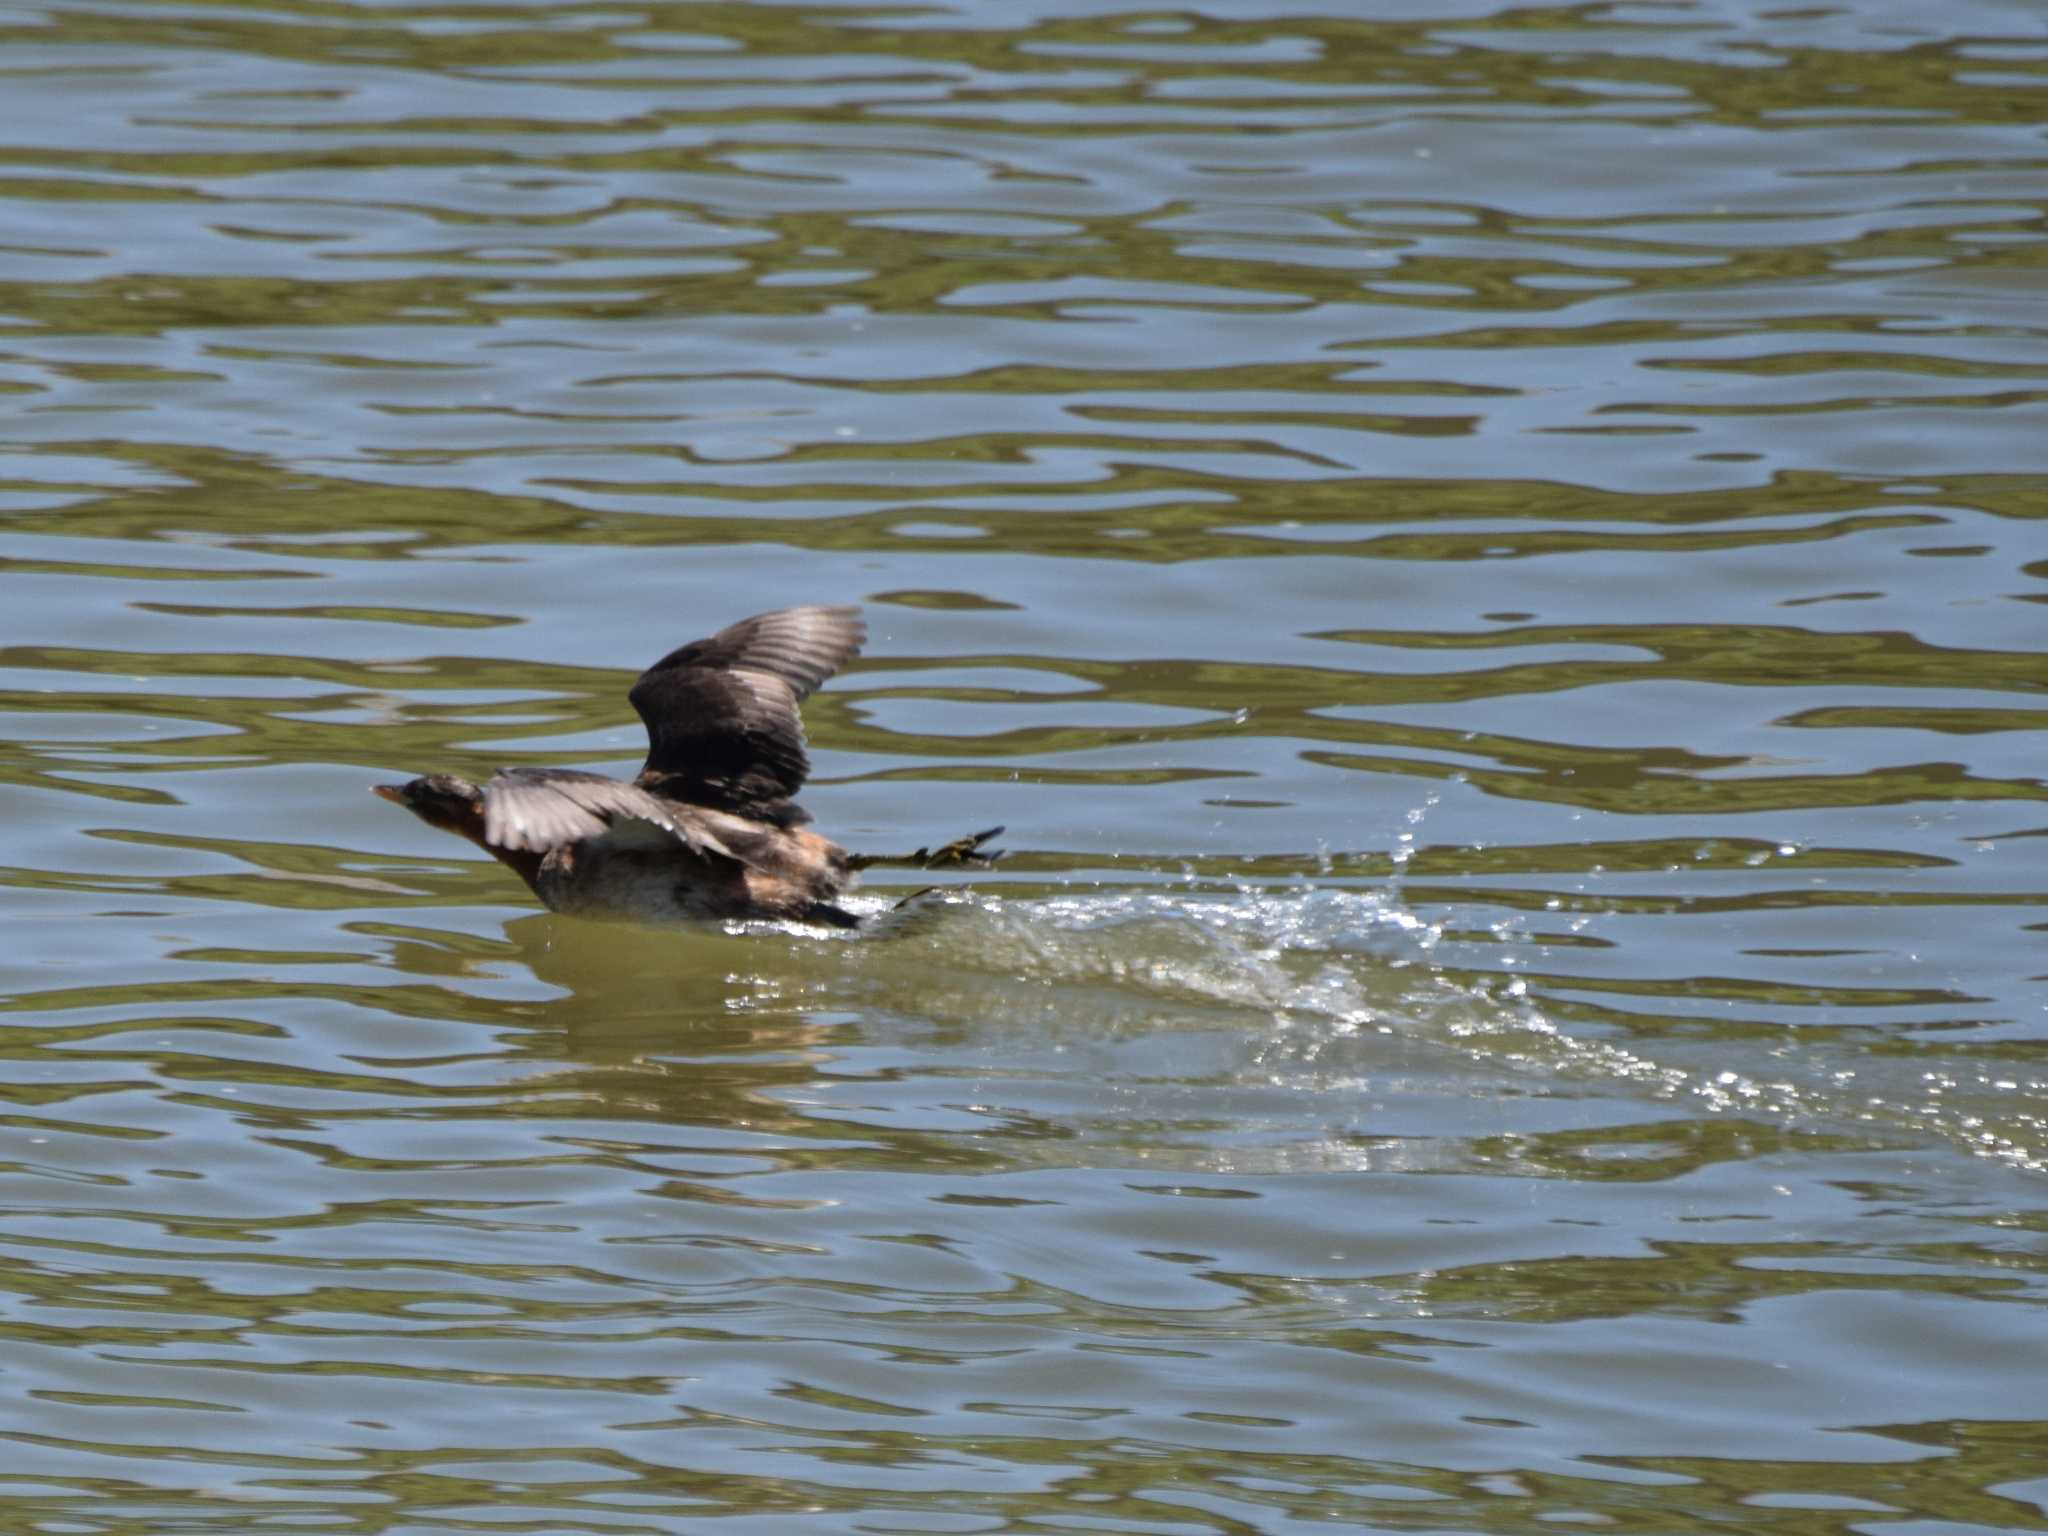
left=0, top=0, right=2044, bottom=1531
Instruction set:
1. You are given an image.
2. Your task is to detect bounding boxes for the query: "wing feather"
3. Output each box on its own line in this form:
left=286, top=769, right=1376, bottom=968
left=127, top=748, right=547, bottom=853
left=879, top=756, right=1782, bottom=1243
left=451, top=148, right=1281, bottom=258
left=481, top=767, right=732, bottom=858
left=627, top=605, right=864, bottom=813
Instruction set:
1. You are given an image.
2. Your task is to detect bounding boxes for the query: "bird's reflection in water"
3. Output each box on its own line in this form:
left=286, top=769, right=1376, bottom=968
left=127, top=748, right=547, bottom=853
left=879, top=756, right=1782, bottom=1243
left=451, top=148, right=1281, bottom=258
left=476, top=902, right=1053, bottom=1169
left=501, top=908, right=858, bottom=1058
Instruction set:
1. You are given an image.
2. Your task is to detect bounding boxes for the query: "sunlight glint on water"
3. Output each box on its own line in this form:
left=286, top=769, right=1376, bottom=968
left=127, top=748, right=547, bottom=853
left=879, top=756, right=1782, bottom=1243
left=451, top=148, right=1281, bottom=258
left=0, top=0, right=2044, bottom=1529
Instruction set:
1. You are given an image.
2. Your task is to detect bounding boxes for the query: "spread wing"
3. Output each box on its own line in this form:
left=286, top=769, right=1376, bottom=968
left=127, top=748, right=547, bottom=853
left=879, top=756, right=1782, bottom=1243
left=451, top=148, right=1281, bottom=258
left=480, top=767, right=733, bottom=859
left=627, top=605, right=865, bottom=816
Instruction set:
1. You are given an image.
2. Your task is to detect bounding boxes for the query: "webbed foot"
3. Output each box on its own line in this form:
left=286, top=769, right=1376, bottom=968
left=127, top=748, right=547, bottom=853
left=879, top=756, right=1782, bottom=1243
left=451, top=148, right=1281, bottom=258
left=912, top=825, right=1006, bottom=869
left=850, top=825, right=1005, bottom=872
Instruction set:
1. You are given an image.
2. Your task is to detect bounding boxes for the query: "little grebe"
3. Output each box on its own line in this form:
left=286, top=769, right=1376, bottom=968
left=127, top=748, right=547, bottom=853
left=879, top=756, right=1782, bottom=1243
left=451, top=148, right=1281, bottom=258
left=374, top=604, right=1000, bottom=926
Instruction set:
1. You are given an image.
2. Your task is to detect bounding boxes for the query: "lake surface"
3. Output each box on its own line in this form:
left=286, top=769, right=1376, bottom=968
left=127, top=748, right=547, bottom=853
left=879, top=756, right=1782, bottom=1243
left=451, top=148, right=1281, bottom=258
left=2, top=0, right=2046, bottom=1530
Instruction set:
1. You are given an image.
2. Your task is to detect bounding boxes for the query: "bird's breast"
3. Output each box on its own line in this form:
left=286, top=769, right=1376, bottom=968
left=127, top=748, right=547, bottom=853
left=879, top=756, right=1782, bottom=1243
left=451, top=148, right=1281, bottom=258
left=534, top=842, right=755, bottom=923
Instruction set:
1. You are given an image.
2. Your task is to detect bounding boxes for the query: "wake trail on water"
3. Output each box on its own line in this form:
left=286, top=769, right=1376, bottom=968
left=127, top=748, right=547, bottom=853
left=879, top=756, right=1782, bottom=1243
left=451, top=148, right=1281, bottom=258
left=808, top=882, right=2041, bottom=1174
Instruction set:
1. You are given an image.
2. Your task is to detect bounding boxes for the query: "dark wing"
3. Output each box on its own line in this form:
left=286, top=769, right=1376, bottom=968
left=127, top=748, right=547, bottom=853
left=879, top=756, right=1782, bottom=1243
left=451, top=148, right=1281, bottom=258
left=480, top=767, right=733, bottom=858
left=627, top=605, right=865, bottom=815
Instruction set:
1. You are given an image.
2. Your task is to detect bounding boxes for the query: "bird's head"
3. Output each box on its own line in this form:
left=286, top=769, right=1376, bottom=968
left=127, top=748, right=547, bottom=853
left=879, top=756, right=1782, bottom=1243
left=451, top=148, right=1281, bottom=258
left=372, top=774, right=485, bottom=837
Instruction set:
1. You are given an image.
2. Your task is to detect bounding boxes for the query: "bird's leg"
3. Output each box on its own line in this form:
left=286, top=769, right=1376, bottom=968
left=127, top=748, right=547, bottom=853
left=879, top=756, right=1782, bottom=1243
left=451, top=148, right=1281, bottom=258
left=848, top=825, right=1005, bottom=871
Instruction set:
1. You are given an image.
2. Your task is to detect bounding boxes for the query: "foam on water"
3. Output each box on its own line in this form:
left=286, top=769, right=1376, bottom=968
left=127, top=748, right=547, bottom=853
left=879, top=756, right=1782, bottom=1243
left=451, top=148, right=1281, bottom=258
left=735, top=881, right=2048, bottom=1174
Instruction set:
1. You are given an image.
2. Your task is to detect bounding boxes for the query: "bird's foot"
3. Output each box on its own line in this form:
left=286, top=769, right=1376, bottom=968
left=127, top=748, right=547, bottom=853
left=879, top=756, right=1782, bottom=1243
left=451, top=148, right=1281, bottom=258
left=913, top=825, right=1006, bottom=869
left=850, top=826, right=1005, bottom=872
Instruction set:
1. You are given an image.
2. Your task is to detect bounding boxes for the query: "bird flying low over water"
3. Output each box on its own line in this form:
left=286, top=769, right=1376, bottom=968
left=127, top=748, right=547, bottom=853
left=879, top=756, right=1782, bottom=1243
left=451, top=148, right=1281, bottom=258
left=374, top=605, right=1001, bottom=926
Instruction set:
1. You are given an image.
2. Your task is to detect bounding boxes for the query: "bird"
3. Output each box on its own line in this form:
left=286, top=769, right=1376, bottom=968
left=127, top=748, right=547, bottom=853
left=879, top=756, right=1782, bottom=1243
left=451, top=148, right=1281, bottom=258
left=373, top=604, right=1001, bottom=926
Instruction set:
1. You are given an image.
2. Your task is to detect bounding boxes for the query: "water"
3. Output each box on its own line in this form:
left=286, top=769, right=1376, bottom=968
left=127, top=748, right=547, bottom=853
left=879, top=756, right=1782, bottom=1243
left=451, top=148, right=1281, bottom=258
left=2, top=0, right=2046, bottom=1530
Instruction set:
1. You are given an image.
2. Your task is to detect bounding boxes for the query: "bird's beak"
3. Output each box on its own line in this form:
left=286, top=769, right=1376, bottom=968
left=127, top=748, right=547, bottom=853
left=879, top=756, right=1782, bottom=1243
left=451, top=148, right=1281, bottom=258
left=371, top=783, right=407, bottom=804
